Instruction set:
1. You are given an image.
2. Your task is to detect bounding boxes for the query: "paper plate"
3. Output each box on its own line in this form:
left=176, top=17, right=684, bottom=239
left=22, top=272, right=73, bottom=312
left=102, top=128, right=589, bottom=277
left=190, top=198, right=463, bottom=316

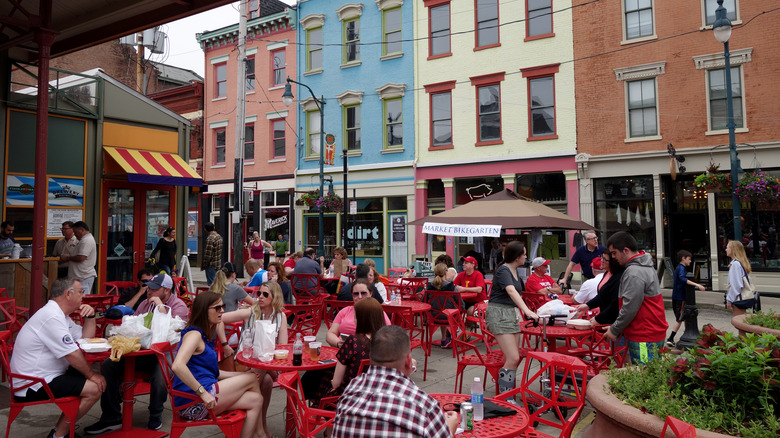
left=566, top=319, right=592, bottom=331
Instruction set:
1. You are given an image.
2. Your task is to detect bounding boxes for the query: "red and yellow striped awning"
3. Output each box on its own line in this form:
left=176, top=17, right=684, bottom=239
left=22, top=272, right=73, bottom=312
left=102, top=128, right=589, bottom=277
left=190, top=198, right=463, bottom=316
left=104, top=147, right=202, bottom=187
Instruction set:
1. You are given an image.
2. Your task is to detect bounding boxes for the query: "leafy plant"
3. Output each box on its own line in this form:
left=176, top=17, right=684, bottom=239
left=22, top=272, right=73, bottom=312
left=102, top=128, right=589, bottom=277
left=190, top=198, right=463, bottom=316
left=607, top=324, right=780, bottom=437
left=296, top=190, right=343, bottom=212
left=693, top=170, right=731, bottom=192
left=747, top=310, right=780, bottom=331
left=735, top=170, right=780, bottom=203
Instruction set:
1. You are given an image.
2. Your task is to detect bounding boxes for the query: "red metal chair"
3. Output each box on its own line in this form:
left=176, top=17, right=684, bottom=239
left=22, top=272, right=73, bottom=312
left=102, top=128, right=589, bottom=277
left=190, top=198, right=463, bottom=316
left=661, top=416, right=697, bottom=438
left=424, top=289, right=463, bottom=352
left=289, top=273, right=329, bottom=304
left=495, top=351, right=589, bottom=438
left=277, top=371, right=335, bottom=438
left=387, top=268, right=406, bottom=280
left=0, top=288, right=28, bottom=325
left=0, top=331, right=80, bottom=438
left=104, top=281, right=137, bottom=296
left=243, top=286, right=259, bottom=297
left=322, top=298, right=353, bottom=328
left=80, top=294, right=119, bottom=337
left=397, top=277, right=428, bottom=301
left=566, top=325, right=628, bottom=378
left=522, top=292, right=550, bottom=313
left=383, top=304, right=428, bottom=380
left=444, top=309, right=504, bottom=394
left=316, top=358, right=371, bottom=410
left=484, top=279, right=493, bottom=298
left=0, top=298, right=22, bottom=337
left=283, top=303, right=323, bottom=342
left=151, top=341, right=246, bottom=438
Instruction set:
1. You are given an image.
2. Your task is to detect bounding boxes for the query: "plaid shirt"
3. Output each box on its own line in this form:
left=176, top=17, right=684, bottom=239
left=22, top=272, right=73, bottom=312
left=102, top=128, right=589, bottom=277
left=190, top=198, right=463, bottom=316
left=332, top=365, right=451, bottom=438
left=203, top=232, right=223, bottom=269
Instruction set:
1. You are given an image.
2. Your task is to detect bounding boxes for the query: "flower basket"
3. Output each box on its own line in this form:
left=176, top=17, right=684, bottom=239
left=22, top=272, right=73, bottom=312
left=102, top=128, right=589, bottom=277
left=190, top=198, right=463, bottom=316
left=734, top=170, right=780, bottom=203
left=297, top=190, right=343, bottom=213
left=694, top=172, right=731, bottom=194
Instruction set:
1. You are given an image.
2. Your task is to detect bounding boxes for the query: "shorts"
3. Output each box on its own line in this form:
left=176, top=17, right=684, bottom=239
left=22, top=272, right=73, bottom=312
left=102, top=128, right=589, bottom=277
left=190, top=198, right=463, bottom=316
left=485, top=302, right=522, bottom=335
left=14, top=366, right=86, bottom=402
left=671, top=299, right=685, bottom=322
left=178, top=383, right=218, bottom=421
left=627, top=340, right=665, bottom=366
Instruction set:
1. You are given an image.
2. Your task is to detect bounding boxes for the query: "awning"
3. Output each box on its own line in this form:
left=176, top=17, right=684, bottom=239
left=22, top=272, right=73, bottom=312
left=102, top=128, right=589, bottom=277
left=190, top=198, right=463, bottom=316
left=104, top=146, right=202, bottom=187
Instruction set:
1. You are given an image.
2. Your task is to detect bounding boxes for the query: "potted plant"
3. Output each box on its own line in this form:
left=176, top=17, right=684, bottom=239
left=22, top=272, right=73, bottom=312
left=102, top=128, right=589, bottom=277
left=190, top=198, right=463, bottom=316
left=694, top=162, right=732, bottom=193
left=734, top=170, right=780, bottom=204
left=732, top=310, right=780, bottom=337
left=295, top=190, right=343, bottom=212
left=584, top=325, right=780, bottom=438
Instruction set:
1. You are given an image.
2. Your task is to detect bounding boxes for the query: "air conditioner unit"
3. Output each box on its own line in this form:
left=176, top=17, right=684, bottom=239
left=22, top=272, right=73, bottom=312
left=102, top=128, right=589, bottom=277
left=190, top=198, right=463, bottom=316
left=142, top=28, right=165, bottom=54
left=119, top=33, right=138, bottom=45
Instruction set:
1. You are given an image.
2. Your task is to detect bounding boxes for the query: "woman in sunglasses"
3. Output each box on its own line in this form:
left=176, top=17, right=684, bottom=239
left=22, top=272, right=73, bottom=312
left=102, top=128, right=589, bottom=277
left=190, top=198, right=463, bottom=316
left=325, top=279, right=391, bottom=348
left=172, top=291, right=268, bottom=438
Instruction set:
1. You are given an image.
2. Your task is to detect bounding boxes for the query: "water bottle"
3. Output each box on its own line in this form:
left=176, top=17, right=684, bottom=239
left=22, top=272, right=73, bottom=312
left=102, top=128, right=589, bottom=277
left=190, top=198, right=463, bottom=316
left=471, top=377, right=484, bottom=421
left=389, top=290, right=396, bottom=305
left=292, top=333, right=303, bottom=366
left=241, top=328, right=254, bottom=359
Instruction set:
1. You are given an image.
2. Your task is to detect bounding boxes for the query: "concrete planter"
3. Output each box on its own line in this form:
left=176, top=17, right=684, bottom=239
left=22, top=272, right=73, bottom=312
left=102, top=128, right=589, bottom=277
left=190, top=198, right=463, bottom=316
left=731, top=314, right=780, bottom=338
left=583, top=373, right=733, bottom=438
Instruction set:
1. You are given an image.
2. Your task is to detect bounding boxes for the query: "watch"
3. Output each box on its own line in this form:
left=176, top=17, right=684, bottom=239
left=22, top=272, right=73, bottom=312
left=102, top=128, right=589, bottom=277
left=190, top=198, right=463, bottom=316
left=196, top=385, right=205, bottom=395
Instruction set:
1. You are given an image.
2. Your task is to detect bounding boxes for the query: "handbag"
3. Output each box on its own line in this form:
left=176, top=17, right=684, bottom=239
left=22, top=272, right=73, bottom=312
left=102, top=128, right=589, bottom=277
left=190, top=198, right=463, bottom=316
left=738, top=266, right=755, bottom=301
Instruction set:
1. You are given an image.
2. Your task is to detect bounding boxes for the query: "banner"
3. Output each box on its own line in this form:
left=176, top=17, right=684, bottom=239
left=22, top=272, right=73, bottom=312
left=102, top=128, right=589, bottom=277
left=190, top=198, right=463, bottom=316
left=324, top=133, right=336, bottom=165
left=421, top=222, right=501, bottom=237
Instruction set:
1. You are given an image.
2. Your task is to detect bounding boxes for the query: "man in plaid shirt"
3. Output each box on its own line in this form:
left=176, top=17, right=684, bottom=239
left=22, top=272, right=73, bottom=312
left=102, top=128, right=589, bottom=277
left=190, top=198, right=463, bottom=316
left=332, top=325, right=458, bottom=437
left=202, top=222, right=223, bottom=286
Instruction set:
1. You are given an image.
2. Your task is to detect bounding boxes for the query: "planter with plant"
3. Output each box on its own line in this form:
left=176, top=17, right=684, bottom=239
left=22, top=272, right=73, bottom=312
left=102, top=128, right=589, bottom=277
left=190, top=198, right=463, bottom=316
left=732, top=310, right=780, bottom=337
left=294, top=190, right=343, bottom=212
left=694, top=163, right=732, bottom=194
left=734, top=170, right=780, bottom=204
left=584, top=325, right=780, bottom=438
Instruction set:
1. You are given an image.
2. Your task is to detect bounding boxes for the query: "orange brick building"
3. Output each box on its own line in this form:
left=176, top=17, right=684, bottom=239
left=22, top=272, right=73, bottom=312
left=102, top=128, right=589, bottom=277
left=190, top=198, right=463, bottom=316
left=572, top=0, right=780, bottom=292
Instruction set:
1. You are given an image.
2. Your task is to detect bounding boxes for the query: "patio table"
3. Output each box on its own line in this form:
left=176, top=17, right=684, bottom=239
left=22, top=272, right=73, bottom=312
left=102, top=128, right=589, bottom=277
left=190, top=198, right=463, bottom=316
left=430, top=393, right=530, bottom=438
left=519, top=324, right=593, bottom=354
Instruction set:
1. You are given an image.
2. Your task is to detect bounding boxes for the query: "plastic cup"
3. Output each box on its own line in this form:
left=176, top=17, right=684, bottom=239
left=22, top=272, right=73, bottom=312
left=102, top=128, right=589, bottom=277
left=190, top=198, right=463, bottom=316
left=304, top=336, right=317, bottom=355
left=309, top=342, right=321, bottom=361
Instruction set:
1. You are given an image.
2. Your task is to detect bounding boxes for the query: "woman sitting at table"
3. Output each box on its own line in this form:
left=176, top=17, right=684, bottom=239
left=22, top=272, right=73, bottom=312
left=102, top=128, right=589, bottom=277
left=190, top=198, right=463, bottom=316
left=172, top=291, right=267, bottom=438
left=310, top=297, right=386, bottom=407
left=326, top=279, right=392, bottom=348
left=266, top=261, right=293, bottom=305
left=574, top=251, right=624, bottom=325
left=367, top=265, right=388, bottom=302
left=425, top=263, right=461, bottom=349
left=210, top=262, right=255, bottom=312
left=485, top=241, right=538, bottom=394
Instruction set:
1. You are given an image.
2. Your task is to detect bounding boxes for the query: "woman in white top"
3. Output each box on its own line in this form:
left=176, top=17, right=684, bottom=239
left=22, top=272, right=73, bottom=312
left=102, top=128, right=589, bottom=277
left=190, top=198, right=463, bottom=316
left=725, top=240, right=754, bottom=316
left=367, top=266, right=388, bottom=302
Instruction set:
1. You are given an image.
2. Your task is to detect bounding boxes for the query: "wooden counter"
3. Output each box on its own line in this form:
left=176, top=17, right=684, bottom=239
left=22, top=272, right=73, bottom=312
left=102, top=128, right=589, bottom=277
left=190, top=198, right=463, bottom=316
left=0, top=257, right=58, bottom=310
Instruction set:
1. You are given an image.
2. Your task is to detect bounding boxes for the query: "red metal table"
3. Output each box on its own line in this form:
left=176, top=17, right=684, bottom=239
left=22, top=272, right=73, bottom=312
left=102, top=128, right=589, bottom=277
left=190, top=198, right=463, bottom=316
left=519, top=324, right=593, bottom=354
left=235, top=343, right=338, bottom=371
left=430, top=393, right=530, bottom=438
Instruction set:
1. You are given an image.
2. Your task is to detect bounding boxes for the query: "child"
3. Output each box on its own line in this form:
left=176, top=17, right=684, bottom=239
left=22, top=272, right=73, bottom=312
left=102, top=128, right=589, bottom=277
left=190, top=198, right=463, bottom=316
left=668, top=250, right=706, bottom=347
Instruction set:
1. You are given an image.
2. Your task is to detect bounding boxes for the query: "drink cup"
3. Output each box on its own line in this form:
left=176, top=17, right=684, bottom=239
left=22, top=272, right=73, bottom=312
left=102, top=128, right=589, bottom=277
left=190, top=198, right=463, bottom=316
left=304, top=336, right=317, bottom=355
left=309, top=342, right=321, bottom=361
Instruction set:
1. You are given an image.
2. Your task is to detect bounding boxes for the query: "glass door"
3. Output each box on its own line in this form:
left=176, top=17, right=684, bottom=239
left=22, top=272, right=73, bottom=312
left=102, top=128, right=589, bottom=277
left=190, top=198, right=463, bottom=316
left=106, top=188, right=136, bottom=282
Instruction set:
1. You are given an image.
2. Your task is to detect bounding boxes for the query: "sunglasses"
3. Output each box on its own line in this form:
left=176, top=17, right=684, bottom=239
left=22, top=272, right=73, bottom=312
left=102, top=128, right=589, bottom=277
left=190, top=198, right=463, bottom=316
left=352, top=291, right=370, bottom=297
left=258, top=291, right=271, bottom=298
left=210, top=304, right=226, bottom=312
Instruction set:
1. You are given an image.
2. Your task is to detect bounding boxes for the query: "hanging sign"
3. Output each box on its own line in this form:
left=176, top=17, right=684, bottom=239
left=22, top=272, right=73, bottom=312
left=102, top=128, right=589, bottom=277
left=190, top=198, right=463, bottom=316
left=421, top=222, right=501, bottom=237
left=324, top=133, right=336, bottom=165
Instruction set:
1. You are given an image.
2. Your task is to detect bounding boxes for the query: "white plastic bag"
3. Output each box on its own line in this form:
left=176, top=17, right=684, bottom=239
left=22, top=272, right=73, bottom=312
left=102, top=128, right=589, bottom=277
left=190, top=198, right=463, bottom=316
left=536, top=299, right=575, bottom=321
left=168, top=316, right=186, bottom=345
left=150, top=305, right=172, bottom=345
left=253, top=320, right=276, bottom=361
left=117, top=314, right=152, bottom=349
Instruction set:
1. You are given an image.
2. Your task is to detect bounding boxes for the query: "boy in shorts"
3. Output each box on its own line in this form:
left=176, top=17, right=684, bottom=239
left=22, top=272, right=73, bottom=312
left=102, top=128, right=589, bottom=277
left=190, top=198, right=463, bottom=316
left=668, top=250, right=706, bottom=347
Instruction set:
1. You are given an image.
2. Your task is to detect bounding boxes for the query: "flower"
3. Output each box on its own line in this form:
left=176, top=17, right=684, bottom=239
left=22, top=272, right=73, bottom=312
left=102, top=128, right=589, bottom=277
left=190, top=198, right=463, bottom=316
left=693, top=171, right=731, bottom=192
left=734, top=170, right=780, bottom=203
left=297, top=190, right=343, bottom=212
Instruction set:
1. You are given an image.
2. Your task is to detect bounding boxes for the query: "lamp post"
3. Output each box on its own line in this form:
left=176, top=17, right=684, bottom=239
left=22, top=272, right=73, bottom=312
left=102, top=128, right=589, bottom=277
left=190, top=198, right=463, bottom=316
left=713, top=0, right=742, bottom=242
left=343, top=143, right=349, bottom=263
left=283, top=78, right=326, bottom=257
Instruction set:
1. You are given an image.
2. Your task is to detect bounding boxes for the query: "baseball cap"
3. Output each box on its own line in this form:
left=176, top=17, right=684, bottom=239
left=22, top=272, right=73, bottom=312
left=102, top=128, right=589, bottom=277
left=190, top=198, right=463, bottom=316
left=531, top=257, right=550, bottom=269
left=462, top=256, right=478, bottom=265
left=591, top=257, right=603, bottom=270
left=222, top=261, right=236, bottom=274
left=147, top=273, right=173, bottom=290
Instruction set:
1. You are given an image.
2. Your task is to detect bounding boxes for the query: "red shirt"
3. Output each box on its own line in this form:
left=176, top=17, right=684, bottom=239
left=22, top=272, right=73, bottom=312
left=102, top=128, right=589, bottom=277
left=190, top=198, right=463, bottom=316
left=283, top=258, right=296, bottom=269
left=453, top=270, right=486, bottom=302
left=525, top=273, right=556, bottom=294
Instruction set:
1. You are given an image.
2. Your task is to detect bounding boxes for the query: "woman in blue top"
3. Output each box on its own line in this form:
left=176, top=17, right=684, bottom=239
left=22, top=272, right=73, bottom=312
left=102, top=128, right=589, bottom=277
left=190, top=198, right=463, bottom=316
left=172, top=291, right=268, bottom=438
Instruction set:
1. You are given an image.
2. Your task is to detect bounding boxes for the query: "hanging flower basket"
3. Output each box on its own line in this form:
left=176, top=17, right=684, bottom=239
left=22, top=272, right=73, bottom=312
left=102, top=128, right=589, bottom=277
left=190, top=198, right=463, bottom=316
left=734, top=170, right=780, bottom=203
left=296, top=190, right=343, bottom=212
left=694, top=163, right=732, bottom=194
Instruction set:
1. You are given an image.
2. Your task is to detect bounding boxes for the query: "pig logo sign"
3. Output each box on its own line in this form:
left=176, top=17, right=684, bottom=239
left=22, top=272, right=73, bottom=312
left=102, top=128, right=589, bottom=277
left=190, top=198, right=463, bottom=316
left=466, top=183, right=493, bottom=200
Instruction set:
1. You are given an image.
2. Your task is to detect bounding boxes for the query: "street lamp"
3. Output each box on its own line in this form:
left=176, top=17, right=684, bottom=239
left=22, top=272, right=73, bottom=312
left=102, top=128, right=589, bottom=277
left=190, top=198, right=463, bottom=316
left=283, top=77, right=326, bottom=257
left=713, top=0, right=742, bottom=242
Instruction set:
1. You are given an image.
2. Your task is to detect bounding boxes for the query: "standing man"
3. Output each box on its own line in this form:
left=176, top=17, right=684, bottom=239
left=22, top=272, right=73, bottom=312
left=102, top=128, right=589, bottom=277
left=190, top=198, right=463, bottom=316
left=603, top=231, right=668, bottom=365
left=10, top=278, right=105, bottom=438
left=453, top=256, right=486, bottom=315
left=0, top=220, right=14, bottom=257
left=559, top=230, right=606, bottom=288
left=273, top=233, right=289, bottom=261
left=62, top=221, right=97, bottom=294
left=52, top=221, right=78, bottom=278
left=202, top=222, right=223, bottom=286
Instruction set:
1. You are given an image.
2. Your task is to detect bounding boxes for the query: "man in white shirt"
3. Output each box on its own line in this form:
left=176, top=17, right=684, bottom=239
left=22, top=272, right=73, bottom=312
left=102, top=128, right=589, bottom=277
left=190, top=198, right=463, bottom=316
left=52, top=221, right=78, bottom=279
left=10, top=278, right=105, bottom=438
left=61, top=221, right=97, bottom=293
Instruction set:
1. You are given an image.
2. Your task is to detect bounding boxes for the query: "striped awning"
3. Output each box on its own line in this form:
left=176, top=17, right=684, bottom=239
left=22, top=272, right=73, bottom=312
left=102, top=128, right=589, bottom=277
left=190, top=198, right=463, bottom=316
left=104, top=147, right=202, bottom=187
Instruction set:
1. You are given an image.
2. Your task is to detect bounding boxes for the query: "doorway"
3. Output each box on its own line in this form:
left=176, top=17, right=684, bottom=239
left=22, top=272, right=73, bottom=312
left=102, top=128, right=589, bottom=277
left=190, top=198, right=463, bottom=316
left=662, top=176, right=711, bottom=286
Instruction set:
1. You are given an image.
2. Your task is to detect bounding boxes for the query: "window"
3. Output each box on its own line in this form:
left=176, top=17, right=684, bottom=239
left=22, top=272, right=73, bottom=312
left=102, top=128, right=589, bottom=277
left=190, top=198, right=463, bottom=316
left=527, top=0, right=552, bottom=39
left=214, top=128, right=226, bottom=164
left=306, top=110, right=321, bottom=157
left=627, top=78, right=658, bottom=137
left=215, top=63, right=227, bottom=98
left=625, top=0, right=653, bottom=40
left=708, top=66, right=743, bottom=131
left=529, top=76, right=556, bottom=137
left=244, top=124, right=254, bottom=161
left=248, top=0, right=259, bottom=19
left=429, top=3, right=451, bottom=57
left=272, top=50, right=285, bottom=86
left=272, top=120, right=285, bottom=158
left=307, top=27, right=323, bottom=72
left=344, top=104, right=361, bottom=152
left=383, top=8, right=402, bottom=55
left=704, top=0, right=736, bottom=26
left=475, top=0, right=499, bottom=48
left=343, top=18, right=360, bottom=63
left=245, top=56, right=255, bottom=91
left=431, top=92, right=452, bottom=147
left=478, top=85, right=501, bottom=142
left=384, top=98, right=403, bottom=149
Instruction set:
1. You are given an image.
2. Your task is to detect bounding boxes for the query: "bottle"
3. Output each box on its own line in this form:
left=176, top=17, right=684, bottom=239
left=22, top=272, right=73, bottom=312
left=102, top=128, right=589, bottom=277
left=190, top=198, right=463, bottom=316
left=292, top=333, right=303, bottom=366
left=389, top=290, right=396, bottom=305
left=471, top=377, right=484, bottom=421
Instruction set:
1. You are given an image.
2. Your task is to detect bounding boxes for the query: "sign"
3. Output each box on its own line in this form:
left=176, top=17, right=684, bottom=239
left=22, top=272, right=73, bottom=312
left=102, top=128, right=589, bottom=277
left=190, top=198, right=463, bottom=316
left=421, top=222, right=501, bottom=238
left=47, top=208, right=83, bottom=237
left=324, top=133, right=336, bottom=165
left=392, top=215, right=406, bottom=242
left=6, top=175, right=84, bottom=207
left=350, top=200, right=357, bottom=215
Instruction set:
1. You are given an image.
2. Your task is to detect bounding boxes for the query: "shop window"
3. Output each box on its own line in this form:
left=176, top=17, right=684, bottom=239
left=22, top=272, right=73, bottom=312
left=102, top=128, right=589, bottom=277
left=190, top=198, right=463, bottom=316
left=593, top=176, right=656, bottom=256
left=516, top=173, right=566, bottom=202
left=347, top=212, right=385, bottom=256
left=388, top=196, right=407, bottom=211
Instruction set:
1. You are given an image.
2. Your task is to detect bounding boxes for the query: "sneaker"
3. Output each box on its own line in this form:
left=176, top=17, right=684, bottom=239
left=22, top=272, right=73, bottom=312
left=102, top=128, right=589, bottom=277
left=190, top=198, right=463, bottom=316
left=440, top=336, right=452, bottom=349
left=147, top=416, right=162, bottom=431
left=46, top=429, right=68, bottom=438
left=84, top=419, right=122, bottom=435
left=666, top=339, right=676, bottom=348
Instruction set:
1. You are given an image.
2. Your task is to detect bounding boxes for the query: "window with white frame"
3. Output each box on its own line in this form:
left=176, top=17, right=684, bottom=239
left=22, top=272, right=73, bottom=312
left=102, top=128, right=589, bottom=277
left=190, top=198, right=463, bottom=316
left=704, top=0, right=737, bottom=26
left=244, top=123, right=255, bottom=161
left=344, top=104, right=361, bottom=151
left=708, top=66, right=743, bottom=130
left=306, top=110, right=321, bottom=157
left=429, top=2, right=451, bottom=57
left=215, top=63, right=227, bottom=98
left=625, top=0, right=653, bottom=40
left=215, top=128, right=226, bottom=164
left=476, top=0, right=499, bottom=48
left=245, top=56, right=255, bottom=91
left=627, top=78, right=658, bottom=137
left=527, top=0, right=552, bottom=38
left=343, top=18, right=360, bottom=63
left=272, top=49, right=285, bottom=87
left=271, top=119, right=285, bottom=158
left=307, top=27, right=323, bottom=71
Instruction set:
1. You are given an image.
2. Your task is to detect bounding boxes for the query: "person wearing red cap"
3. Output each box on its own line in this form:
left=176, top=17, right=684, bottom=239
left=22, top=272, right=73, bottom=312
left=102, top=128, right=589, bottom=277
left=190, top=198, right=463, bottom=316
left=525, top=257, right=563, bottom=295
left=453, top=256, right=486, bottom=316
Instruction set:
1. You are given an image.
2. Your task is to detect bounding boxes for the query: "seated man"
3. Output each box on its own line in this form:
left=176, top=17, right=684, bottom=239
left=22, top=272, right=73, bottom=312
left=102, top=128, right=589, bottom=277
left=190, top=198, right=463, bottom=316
left=453, top=256, right=486, bottom=315
left=86, top=273, right=189, bottom=434
left=244, top=257, right=268, bottom=287
left=10, top=278, right=105, bottom=438
left=336, top=264, right=383, bottom=303
left=332, top=325, right=458, bottom=437
left=573, top=258, right=605, bottom=304
left=525, top=257, right=564, bottom=295
left=284, top=251, right=303, bottom=276
left=116, top=268, right=155, bottom=311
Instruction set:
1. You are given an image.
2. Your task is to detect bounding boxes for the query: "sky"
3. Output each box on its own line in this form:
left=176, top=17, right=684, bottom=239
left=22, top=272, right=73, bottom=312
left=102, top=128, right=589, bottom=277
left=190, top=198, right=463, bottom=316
left=158, top=1, right=295, bottom=77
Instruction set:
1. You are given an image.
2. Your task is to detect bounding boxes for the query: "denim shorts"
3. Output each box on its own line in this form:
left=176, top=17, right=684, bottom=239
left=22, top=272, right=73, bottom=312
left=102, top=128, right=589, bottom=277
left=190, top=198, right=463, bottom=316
left=178, top=384, right=218, bottom=421
left=485, top=302, right=522, bottom=335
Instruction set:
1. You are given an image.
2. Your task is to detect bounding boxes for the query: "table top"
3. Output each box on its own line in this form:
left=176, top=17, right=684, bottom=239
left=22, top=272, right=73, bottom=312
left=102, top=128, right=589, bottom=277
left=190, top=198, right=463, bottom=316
left=460, top=292, right=478, bottom=301
left=382, top=301, right=431, bottom=313
left=236, top=343, right=339, bottom=371
left=83, top=347, right=155, bottom=364
left=430, top=393, right=530, bottom=438
left=520, top=324, right=593, bottom=338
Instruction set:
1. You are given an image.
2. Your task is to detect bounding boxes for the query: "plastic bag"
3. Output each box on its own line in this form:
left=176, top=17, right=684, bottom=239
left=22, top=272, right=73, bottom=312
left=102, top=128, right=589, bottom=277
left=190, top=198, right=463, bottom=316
left=116, top=314, right=152, bottom=349
left=536, top=299, right=575, bottom=320
left=168, top=315, right=186, bottom=345
left=253, top=320, right=276, bottom=361
left=150, top=305, right=172, bottom=345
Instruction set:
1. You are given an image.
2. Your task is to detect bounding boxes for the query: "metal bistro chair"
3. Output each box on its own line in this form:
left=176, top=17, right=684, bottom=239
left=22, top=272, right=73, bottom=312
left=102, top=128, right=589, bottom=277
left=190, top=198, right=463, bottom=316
left=283, top=303, right=323, bottom=342
left=277, top=371, right=336, bottom=438
left=444, top=309, right=504, bottom=394
left=383, top=304, right=429, bottom=380
left=289, top=273, right=329, bottom=304
left=397, top=277, right=429, bottom=301
left=424, top=289, right=464, bottom=352
left=322, top=298, right=354, bottom=329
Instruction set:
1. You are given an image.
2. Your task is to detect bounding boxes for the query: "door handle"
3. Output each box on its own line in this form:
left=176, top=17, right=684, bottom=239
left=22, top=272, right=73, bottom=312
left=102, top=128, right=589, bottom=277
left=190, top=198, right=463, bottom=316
left=133, top=251, right=137, bottom=264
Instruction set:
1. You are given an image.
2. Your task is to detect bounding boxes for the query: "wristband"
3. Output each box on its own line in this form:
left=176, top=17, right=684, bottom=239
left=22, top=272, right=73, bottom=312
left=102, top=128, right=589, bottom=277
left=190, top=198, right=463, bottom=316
left=86, top=314, right=96, bottom=319
left=221, top=341, right=229, bottom=346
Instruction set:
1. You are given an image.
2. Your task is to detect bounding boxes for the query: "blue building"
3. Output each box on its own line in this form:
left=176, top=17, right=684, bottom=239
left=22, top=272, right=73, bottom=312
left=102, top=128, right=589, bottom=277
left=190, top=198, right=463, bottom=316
left=292, top=0, right=415, bottom=272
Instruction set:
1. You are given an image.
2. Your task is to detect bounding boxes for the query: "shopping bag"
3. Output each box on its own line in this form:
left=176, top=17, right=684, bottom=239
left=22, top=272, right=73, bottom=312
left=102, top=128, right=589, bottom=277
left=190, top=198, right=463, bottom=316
left=117, top=314, right=152, bottom=349
left=150, top=305, right=172, bottom=345
left=253, top=320, right=276, bottom=361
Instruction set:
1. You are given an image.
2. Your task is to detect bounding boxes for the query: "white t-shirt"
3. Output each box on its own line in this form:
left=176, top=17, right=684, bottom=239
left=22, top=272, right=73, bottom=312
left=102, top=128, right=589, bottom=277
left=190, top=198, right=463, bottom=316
left=10, top=300, right=83, bottom=396
left=574, top=273, right=604, bottom=304
left=375, top=282, right=388, bottom=302
left=69, top=232, right=97, bottom=279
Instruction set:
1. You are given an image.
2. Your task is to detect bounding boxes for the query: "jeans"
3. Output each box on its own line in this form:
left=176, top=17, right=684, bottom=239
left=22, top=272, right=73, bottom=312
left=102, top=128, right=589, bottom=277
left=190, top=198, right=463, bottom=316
left=99, top=355, right=167, bottom=422
left=205, top=267, right=217, bottom=285
left=627, top=340, right=665, bottom=366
